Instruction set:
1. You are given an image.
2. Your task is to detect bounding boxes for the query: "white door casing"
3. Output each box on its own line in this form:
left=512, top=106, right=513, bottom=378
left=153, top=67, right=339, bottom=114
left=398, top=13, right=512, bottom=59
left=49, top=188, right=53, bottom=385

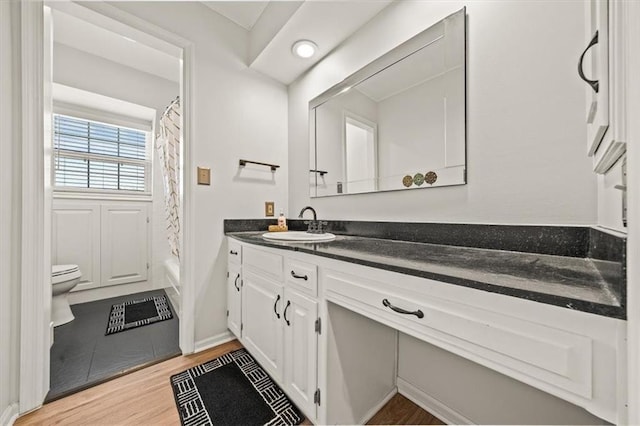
left=20, top=1, right=195, bottom=411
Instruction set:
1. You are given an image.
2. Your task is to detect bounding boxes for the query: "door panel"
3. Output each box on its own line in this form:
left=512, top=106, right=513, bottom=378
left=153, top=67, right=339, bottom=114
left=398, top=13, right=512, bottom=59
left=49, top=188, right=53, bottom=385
left=227, top=265, right=242, bottom=338
left=242, top=271, right=284, bottom=381
left=100, top=204, right=148, bottom=286
left=52, top=204, right=100, bottom=290
left=284, top=289, right=318, bottom=417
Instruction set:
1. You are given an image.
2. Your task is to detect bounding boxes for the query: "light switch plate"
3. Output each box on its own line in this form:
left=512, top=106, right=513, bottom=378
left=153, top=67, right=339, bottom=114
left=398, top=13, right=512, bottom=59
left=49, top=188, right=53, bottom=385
left=197, top=167, right=210, bottom=185
left=265, top=201, right=275, bottom=217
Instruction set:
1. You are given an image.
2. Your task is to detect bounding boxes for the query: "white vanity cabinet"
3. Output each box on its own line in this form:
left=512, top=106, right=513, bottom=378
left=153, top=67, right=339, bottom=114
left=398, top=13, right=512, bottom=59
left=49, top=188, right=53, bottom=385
left=228, top=239, right=320, bottom=421
left=228, top=237, right=626, bottom=425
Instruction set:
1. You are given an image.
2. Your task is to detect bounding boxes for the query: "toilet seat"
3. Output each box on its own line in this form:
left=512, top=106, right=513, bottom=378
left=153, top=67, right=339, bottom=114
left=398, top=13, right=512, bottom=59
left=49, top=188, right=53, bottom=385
left=52, top=264, right=81, bottom=284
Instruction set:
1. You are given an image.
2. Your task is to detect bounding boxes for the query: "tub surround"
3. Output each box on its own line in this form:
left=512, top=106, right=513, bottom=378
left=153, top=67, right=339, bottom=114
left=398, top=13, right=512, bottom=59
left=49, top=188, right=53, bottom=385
left=224, top=219, right=625, bottom=319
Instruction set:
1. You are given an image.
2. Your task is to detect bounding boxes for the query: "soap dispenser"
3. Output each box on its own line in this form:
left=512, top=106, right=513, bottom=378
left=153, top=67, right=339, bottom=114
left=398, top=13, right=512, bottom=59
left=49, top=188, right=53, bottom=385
left=278, top=210, right=287, bottom=228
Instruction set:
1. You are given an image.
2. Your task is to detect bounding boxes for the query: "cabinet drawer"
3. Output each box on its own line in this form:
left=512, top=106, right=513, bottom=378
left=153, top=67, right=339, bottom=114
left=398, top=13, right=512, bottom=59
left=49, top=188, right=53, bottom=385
left=244, top=246, right=283, bottom=282
left=286, top=259, right=318, bottom=296
left=323, top=268, right=593, bottom=400
left=228, top=238, right=242, bottom=264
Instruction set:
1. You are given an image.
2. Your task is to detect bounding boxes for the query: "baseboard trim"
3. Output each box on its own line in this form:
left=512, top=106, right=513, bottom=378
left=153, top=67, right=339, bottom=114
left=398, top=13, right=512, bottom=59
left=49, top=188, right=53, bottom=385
left=397, top=378, right=474, bottom=425
left=1, top=403, right=19, bottom=426
left=359, top=387, right=398, bottom=424
left=194, top=331, right=234, bottom=353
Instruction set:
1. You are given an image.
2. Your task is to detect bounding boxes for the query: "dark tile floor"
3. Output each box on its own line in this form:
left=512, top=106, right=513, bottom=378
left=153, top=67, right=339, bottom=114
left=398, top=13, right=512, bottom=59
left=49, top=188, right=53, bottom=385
left=47, top=289, right=181, bottom=402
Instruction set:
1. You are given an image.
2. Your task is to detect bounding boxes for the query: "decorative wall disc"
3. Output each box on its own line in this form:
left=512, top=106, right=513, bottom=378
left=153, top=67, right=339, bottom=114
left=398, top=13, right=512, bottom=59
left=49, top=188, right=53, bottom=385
left=413, top=173, right=425, bottom=186
left=425, top=171, right=438, bottom=185
left=402, top=175, right=413, bottom=187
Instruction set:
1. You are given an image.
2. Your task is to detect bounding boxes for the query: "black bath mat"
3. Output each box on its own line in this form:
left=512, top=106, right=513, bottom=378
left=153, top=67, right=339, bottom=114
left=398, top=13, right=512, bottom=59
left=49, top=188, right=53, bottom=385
left=170, top=348, right=304, bottom=426
left=105, top=295, right=173, bottom=335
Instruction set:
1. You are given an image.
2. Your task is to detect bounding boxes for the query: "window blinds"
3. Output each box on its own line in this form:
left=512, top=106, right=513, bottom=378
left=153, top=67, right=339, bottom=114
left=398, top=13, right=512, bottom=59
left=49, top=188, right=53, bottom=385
left=53, top=114, right=150, bottom=192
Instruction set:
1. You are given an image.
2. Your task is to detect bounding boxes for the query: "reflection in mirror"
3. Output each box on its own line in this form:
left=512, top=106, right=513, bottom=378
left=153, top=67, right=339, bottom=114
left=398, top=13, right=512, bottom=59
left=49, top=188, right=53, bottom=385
left=310, top=8, right=466, bottom=197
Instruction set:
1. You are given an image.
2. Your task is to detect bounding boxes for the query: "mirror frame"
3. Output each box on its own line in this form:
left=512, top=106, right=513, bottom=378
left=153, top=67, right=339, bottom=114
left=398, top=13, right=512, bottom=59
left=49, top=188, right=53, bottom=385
left=309, top=7, right=467, bottom=198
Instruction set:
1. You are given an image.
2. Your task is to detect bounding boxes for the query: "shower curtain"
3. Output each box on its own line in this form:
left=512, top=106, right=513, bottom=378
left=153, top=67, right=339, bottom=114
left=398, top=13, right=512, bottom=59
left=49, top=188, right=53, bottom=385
left=156, top=98, right=181, bottom=259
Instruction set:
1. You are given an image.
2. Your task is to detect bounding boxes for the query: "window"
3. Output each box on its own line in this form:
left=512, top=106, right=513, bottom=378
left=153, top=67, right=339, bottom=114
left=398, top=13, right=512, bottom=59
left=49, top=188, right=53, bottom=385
left=53, top=114, right=151, bottom=194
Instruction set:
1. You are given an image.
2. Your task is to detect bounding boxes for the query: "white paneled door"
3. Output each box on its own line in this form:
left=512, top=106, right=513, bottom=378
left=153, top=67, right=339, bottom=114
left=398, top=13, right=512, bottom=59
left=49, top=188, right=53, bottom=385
left=100, top=204, right=149, bottom=286
left=52, top=204, right=100, bottom=290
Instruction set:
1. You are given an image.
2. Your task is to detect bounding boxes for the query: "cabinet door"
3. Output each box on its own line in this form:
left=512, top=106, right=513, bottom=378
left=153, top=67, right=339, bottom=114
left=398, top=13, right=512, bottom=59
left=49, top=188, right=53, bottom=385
left=584, top=0, right=609, bottom=157
left=52, top=203, right=100, bottom=291
left=100, top=204, right=149, bottom=286
left=242, top=270, right=284, bottom=381
left=227, top=264, right=242, bottom=338
left=283, top=288, right=318, bottom=418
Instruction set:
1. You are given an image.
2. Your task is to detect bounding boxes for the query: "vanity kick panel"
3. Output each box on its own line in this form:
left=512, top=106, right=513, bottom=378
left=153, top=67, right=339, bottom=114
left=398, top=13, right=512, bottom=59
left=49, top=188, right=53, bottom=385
left=323, top=269, right=593, bottom=400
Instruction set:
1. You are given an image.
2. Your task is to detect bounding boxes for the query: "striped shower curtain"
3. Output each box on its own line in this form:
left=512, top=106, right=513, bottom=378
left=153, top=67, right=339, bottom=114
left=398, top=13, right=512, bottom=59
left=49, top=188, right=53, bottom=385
left=156, top=99, right=181, bottom=259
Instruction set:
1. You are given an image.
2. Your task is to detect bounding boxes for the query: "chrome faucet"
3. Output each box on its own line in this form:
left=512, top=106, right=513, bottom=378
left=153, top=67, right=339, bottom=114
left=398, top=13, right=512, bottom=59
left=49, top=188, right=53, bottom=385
left=298, top=206, right=327, bottom=234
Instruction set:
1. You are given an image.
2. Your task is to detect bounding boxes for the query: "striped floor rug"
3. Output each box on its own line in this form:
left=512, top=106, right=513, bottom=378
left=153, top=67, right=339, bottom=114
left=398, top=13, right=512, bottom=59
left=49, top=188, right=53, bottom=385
left=170, top=348, right=303, bottom=426
left=105, top=295, right=173, bottom=335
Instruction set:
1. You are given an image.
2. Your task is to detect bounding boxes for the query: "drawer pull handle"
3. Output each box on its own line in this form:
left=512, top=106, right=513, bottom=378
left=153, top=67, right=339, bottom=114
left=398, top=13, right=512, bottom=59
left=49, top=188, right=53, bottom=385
left=234, top=273, right=241, bottom=292
left=578, top=31, right=600, bottom=93
left=284, top=300, right=291, bottom=326
left=230, top=250, right=238, bottom=255
left=274, top=294, right=281, bottom=319
left=290, top=271, right=308, bottom=281
left=382, top=299, right=424, bottom=319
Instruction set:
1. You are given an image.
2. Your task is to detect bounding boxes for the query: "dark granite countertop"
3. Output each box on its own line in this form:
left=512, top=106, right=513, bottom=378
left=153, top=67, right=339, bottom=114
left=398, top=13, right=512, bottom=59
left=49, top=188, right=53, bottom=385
left=225, top=227, right=625, bottom=320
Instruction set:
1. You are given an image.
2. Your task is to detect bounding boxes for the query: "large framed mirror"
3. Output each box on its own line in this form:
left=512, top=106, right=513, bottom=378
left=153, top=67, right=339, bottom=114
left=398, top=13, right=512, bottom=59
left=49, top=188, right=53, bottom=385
left=309, top=8, right=466, bottom=197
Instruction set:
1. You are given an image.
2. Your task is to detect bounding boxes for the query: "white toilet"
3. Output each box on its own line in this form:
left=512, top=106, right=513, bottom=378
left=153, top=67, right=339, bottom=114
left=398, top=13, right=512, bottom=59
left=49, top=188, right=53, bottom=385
left=51, top=264, right=81, bottom=327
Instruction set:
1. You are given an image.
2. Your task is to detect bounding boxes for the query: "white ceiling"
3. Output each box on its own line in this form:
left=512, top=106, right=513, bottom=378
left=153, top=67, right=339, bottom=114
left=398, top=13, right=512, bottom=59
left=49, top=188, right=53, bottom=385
left=52, top=9, right=181, bottom=84
left=202, top=0, right=394, bottom=85
left=200, top=1, right=269, bottom=31
left=52, top=1, right=395, bottom=87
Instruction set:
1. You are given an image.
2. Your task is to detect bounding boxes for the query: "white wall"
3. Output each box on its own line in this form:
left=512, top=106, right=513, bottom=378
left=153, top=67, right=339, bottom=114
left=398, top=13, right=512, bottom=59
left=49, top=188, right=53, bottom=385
left=53, top=41, right=179, bottom=301
left=107, top=1, right=289, bottom=344
left=0, top=0, right=21, bottom=422
left=598, top=160, right=626, bottom=231
left=289, top=0, right=597, bottom=225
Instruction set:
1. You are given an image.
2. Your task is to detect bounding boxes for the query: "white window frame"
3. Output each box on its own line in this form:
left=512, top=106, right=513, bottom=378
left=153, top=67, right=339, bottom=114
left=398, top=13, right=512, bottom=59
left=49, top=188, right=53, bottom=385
left=51, top=84, right=157, bottom=200
left=52, top=112, right=153, bottom=198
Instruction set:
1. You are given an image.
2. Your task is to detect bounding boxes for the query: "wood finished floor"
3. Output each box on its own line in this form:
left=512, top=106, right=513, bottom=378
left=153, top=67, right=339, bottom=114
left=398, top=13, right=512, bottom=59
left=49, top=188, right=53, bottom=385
left=16, top=339, right=442, bottom=425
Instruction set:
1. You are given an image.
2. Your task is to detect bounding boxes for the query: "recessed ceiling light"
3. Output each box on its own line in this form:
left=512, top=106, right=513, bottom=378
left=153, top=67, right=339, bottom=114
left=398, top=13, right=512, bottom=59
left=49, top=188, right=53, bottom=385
left=292, top=40, right=317, bottom=59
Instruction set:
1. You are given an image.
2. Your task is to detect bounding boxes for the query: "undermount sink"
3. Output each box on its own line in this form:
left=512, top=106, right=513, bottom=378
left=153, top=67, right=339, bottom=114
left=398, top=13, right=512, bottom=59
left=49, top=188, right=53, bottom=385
left=262, top=231, right=336, bottom=242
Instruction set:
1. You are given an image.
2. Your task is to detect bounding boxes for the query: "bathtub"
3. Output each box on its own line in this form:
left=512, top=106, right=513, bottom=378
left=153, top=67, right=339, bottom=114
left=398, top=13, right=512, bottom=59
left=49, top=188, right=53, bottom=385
left=164, top=256, right=181, bottom=317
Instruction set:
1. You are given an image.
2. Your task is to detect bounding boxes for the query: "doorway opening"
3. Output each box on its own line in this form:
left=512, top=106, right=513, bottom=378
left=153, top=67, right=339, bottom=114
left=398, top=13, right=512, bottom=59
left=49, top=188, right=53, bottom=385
left=44, top=2, right=187, bottom=401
